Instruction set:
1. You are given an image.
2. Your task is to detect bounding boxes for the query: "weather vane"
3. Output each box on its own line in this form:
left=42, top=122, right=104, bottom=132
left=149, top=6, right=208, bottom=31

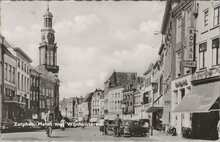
left=47, top=0, right=50, bottom=11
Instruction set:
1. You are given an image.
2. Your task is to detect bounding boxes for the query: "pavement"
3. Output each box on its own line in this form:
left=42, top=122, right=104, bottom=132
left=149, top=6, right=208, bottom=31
left=1, top=126, right=219, bottom=141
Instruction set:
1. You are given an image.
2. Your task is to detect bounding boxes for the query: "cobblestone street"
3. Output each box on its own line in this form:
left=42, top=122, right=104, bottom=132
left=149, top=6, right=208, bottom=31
left=1, top=126, right=218, bottom=141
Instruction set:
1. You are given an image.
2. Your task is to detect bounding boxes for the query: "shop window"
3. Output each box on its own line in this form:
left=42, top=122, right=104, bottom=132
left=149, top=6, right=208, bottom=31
left=212, top=38, right=220, bottom=66
left=199, top=42, right=207, bottom=69
left=213, top=6, right=220, bottom=26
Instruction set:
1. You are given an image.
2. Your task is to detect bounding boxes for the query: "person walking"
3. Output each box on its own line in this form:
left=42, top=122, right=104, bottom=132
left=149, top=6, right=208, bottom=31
left=104, top=120, right=108, bottom=135
left=114, top=114, right=122, bottom=137
left=60, top=118, right=65, bottom=131
left=81, top=118, right=86, bottom=129
left=44, top=110, right=53, bottom=137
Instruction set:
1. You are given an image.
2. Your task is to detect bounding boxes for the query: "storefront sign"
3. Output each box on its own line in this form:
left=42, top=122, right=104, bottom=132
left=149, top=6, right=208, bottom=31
left=175, top=79, right=188, bottom=88
left=192, top=67, right=220, bottom=81
left=188, top=27, right=194, bottom=60
left=182, top=60, right=197, bottom=68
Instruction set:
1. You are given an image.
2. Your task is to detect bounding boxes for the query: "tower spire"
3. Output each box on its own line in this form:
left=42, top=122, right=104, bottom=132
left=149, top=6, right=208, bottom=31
left=47, top=1, right=49, bottom=11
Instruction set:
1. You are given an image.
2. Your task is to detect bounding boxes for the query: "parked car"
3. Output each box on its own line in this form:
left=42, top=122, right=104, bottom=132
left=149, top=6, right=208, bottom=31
left=106, top=120, right=115, bottom=132
left=19, top=119, right=40, bottom=130
left=1, top=118, right=20, bottom=133
left=120, top=120, right=148, bottom=137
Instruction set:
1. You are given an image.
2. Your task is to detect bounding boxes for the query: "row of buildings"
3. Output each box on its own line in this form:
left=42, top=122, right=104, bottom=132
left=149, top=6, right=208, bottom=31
left=60, top=0, right=219, bottom=140
left=0, top=6, right=61, bottom=122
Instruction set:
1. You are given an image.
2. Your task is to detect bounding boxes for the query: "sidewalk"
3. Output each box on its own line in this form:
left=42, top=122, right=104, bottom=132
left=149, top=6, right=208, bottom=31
left=149, top=130, right=219, bottom=142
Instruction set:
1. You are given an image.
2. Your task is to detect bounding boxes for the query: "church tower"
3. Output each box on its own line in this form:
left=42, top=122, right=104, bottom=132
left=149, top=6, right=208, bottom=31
left=39, top=5, right=59, bottom=74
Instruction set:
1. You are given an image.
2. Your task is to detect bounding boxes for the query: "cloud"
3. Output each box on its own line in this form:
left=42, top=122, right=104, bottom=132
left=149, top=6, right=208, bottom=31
left=85, top=79, right=96, bottom=87
left=54, top=14, right=101, bottom=35
left=98, top=72, right=108, bottom=82
left=139, top=20, right=160, bottom=34
left=60, top=82, right=84, bottom=98
left=115, top=28, right=138, bottom=41
left=1, top=1, right=165, bottom=100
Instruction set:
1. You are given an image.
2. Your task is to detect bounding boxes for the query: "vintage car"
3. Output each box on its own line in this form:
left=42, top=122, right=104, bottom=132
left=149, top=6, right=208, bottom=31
left=19, top=119, right=41, bottom=130
left=1, top=118, right=21, bottom=133
left=106, top=120, right=115, bottom=132
left=120, top=120, right=148, bottom=137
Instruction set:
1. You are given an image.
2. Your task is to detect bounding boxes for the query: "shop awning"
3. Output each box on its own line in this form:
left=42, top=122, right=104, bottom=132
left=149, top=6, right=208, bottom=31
left=173, top=81, right=220, bottom=113
left=90, top=117, right=98, bottom=122
left=145, top=105, right=163, bottom=112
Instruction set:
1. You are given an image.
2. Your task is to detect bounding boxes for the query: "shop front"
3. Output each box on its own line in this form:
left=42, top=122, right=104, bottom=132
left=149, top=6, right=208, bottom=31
left=145, top=104, right=163, bottom=130
left=171, top=75, right=192, bottom=136
left=173, top=80, right=220, bottom=140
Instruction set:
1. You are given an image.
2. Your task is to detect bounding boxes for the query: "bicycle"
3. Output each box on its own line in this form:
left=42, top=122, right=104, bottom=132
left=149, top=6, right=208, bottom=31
left=46, top=125, right=52, bottom=137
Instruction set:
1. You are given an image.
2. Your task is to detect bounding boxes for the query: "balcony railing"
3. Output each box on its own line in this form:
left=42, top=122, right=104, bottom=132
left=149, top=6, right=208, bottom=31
left=4, top=96, right=26, bottom=105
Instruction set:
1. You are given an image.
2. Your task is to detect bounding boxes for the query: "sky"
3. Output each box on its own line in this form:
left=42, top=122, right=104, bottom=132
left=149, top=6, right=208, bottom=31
left=1, top=1, right=166, bottom=99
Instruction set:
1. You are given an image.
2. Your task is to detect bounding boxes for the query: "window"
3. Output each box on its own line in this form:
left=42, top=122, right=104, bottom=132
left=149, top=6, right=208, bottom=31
left=4, top=63, right=7, bottom=80
left=33, top=92, right=35, bottom=101
left=199, top=42, right=207, bottom=69
left=24, top=64, right=26, bottom=73
left=17, top=59, right=20, bottom=68
left=214, top=6, right=220, bottom=26
left=175, top=51, right=181, bottom=77
left=12, top=67, right=15, bottom=83
left=27, top=66, right=29, bottom=74
left=18, top=72, right=20, bottom=89
left=21, top=75, right=23, bottom=91
left=176, top=15, right=182, bottom=43
left=8, top=65, right=11, bottom=82
left=204, top=10, right=208, bottom=29
left=174, top=91, right=178, bottom=106
left=181, top=89, right=185, bottom=99
left=212, top=38, right=220, bottom=66
left=36, top=92, right=38, bottom=101
left=21, top=61, right=23, bottom=71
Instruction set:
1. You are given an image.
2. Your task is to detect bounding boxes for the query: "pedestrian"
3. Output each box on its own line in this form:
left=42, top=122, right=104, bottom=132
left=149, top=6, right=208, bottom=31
left=81, top=118, right=86, bottom=129
left=104, top=120, right=108, bottom=135
left=60, top=118, right=65, bottom=131
left=114, top=114, right=122, bottom=137
left=99, top=119, right=105, bottom=135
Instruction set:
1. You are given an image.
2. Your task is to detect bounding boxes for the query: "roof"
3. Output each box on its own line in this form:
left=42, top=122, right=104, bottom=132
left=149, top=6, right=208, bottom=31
left=143, top=63, right=154, bottom=76
left=133, top=76, right=145, bottom=89
left=161, top=0, right=172, bottom=34
left=83, top=93, right=93, bottom=102
left=94, top=88, right=104, bottom=93
left=13, top=47, right=33, bottom=63
left=158, top=43, right=165, bottom=55
left=105, top=71, right=137, bottom=89
left=43, top=8, right=53, bottom=18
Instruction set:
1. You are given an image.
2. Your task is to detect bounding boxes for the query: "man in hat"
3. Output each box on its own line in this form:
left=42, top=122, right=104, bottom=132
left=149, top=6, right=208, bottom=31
left=114, top=114, right=122, bottom=137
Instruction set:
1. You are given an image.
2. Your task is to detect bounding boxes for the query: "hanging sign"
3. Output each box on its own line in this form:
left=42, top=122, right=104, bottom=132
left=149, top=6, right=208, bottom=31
left=182, top=60, right=197, bottom=68
left=188, top=27, right=194, bottom=60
